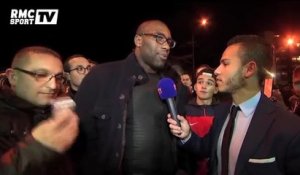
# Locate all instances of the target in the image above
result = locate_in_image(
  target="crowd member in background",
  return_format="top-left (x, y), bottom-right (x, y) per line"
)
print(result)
top-left (73, 19), bottom-right (184, 175)
top-left (180, 72), bottom-right (193, 93)
top-left (63, 54), bottom-right (92, 99)
top-left (88, 58), bottom-right (98, 67)
top-left (196, 64), bottom-right (231, 103)
top-left (0, 46), bottom-right (78, 175)
top-left (179, 67), bottom-right (218, 175)
top-left (289, 65), bottom-right (300, 116)
top-left (267, 85), bottom-right (288, 110)
top-left (168, 35), bottom-right (300, 175)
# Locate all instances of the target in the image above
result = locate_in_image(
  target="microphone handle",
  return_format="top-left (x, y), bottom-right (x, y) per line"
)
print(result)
top-left (166, 98), bottom-right (181, 127)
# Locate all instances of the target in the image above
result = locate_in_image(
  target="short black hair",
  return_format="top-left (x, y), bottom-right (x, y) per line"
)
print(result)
top-left (227, 35), bottom-right (274, 84)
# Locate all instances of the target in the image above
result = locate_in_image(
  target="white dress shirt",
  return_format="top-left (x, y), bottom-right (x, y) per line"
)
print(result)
top-left (217, 91), bottom-right (261, 175)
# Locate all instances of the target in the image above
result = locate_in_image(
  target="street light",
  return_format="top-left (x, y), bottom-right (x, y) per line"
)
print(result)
top-left (199, 18), bottom-right (208, 27)
top-left (287, 37), bottom-right (295, 46)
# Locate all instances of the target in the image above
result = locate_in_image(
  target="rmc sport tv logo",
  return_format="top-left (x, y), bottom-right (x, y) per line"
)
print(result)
top-left (10, 9), bottom-right (59, 25)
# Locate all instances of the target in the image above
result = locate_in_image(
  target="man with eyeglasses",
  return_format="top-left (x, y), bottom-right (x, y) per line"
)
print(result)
top-left (73, 19), bottom-right (182, 175)
top-left (64, 54), bottom-right (92, 99)
top-left (0, 46), bottom-right (79, 175)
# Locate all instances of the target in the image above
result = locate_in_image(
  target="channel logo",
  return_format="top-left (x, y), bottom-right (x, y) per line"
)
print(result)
top-left (10, 9), bottom-right (59, 25)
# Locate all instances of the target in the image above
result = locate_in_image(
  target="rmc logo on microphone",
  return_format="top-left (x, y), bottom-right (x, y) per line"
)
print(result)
top-left (10, 9), bottom-right (59, 25)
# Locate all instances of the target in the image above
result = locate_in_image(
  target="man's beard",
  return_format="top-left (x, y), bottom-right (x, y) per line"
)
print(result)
top-left (226, 68), bottom-right (246, 94)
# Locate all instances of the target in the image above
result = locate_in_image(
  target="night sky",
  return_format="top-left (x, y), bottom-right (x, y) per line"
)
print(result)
top-left (2, 1), bottom-right (300, 72)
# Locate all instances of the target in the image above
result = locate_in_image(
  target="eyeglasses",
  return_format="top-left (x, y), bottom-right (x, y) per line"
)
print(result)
top-left (69, 65), bottom-right (91, 74)
top-left (138, 33), bottom-right (176, 48)
top-left (13, 67), bottom-right (65, 84)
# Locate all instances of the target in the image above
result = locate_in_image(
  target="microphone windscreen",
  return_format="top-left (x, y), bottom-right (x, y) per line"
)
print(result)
top-left (157, 78), bottom-right (177, 100)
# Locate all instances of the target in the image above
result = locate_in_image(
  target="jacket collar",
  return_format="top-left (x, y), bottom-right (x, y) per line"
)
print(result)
top-left (124, 52), bottom-right (179, 83)
top-left (124, 52), bottom-right (149, 85)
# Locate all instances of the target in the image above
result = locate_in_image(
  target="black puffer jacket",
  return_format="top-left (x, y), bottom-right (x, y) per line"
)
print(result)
top-left (0, 87), bottom-right (74, 175)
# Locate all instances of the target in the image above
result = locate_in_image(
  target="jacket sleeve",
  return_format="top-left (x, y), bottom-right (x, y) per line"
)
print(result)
top-left (286, 130), bottom-right (300, 174)
top-left (74, 65), bottom-right (104, 119)
top-left (179, 131), bottom-right (211, 158)
top-left (0, 134), bottom-right (60, 174)
top-left (70, 65), bottom-right (104, 171)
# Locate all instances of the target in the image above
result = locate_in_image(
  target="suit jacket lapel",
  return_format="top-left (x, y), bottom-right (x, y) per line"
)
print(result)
top-left (235, 95), bottom-right (276, 175)
top-left (213, 103), bottom-right (231, 146)
top-left (210, 103), bottom-right (231, 174)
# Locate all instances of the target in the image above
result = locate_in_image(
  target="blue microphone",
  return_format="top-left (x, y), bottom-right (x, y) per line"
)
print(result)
top-left (157, 78), bottom-right (180, 126)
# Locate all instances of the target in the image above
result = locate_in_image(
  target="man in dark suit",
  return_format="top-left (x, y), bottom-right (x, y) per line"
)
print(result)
top-left (168, 35), bottom-right (300, 175)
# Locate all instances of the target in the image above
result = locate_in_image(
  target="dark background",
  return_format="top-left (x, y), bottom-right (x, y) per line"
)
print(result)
top-left (2, 1), bottom-right (300, 72)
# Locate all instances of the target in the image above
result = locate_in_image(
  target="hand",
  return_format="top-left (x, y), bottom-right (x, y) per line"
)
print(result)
top-left (31, 108), bottom-right (79, 153)
top-left (167, 114), bottom-right (191, 140)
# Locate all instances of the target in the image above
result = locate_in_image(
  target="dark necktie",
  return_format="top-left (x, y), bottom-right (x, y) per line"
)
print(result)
top-left (221, 105), bottom-right (240, 175)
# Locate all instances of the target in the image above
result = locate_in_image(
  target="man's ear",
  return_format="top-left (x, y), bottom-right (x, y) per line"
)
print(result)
top-left (214, 86), bottom-right (218, 94)
top-left (6, 68), bottom-right (17, 86)
top-left (134, 34), bottom-right (142, 47)
top-left (243, 61), bottom-right (257, 78)
top-left (193, 83), bottom-right (198, 92)
top-left (64, 72), bottom-right (71, 81)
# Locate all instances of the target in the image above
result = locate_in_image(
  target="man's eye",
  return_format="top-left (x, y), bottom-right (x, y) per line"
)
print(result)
top-left (77, 67), bottom-right (84, 71)
top-left (56, 74), bottom-right (64, 80)
top-left (223, 62), bottom-right (229, 66)
top-left (35, 73), bottom-right (48, 78)
top-left (156, 35), bottom-right (165, 41)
